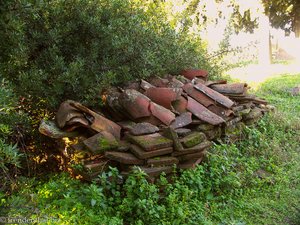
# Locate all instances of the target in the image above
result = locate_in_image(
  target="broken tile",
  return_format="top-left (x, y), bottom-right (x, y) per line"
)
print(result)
top-left (226, 116), bottom-right (243, 127)
top-left (149, 102), bottom-right (176, 126)
top-left (244, 117), bottom-right (261, 126)
top-left (119, 89), bottom-right (151, 120)
top-left (175, 75), bottom-right (190, 83)
top-left (145, 87), bottom-right (182, 110)
top-left (229, 95), bottom-right (268, 105)
top-left (175, 128), bottom-right (192, 137)
top-left (140, 79), bottom-right (155, 90)
top-left (194, 83), bottom-right (234, 108)
top-left (66, 116), bottom-right (90, 128)
top-left (203, 127), bottom-right (222, 140)
top-left (196, 123), bottom-right (215, 131)
top-left (183, 83), bottom-right (215, 107)
top-left (191, 119), bottom-right (205, 125)
top-left (117, 140), bottom-right (130, 152)
top-left (124, 81), bottom-right (141, 90)
top-left (178, 151), bottom-right (206, 162)
top-left (171, 96), bottom-right (188, 114)
top-left (39, 119), bottom-right (79, 139)
top-left (237, 108), bottom-right (251, 116)
top-left (83, 160), bottom-right (109, 173)
top-left (205, 80), bottom-right (227, 87)
top-left (180, 132), bottom-right (206, 148)
top-left (136, 115), bottom-right (162, 126)
top-left (224, 122), bottom-right (245, 142)
top-left (172, 141), bottom-right (211, 156)
top-left (162, 127), bottom-right (184, 151)
top-left (181, 69), bottom-right (208, 80)
top-left (76, 159), bottom-right (115, 181)
top-left (168, 77), bottom-right (184, 88)
top-left (266, 105), bottom-right (275, 111)
top-left (70, 101), bottom-right (121, 138)
top-left (148, 76), bottom-right (169, 87)
top-left (170, 112), bottom-right (192, 129)
top-left (147, 156), bottom-right (179, 167)
top-left (105, 88), bottom-right (126, 121)
top-left (210, 83), bottom-right (248, 95)
top-left (207, 105), bottom-right (234, 120)
top-left (83, 131), bottom-right (119, 154)
top-left (56, 100), bottom-right (84, 128)
top-left (130, 122), bottom-right (159, 135)
top-left (70, 143), bottom-right (85, 153)
top-left (192, 77), bottom-right (206, 85)
top-left (232, 105), bottom-right (245, 112)
top-left (187, 97), bottom-right (225, 125)
top-left (130, 144), bottom-right (173, 159)
top-left (243, 107), bottom-right (263, 120)
top-left (126, 133), bottom-right (173, 151)
top-left (117, 121), bottom-right (136, 131)
top-left (105, 151), bottom-right (144, 165)
top-left (178, 157), bottom-right (204, 169)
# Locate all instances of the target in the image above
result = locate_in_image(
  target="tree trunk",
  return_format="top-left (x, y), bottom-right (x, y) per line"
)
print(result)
top-left (258, 14), bottom-right (271, 65)
top-left (294, 13), bottom-right (300, 38)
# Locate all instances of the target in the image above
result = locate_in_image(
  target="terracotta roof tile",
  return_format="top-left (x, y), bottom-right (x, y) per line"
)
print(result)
top-left (181, 69), bottom-right (208, 80)
top-left (194, 83), bottom-right (234, 108)
top-left (145, 87), bottom-right (182, 110)
top-left (186, 97), bottom-right (225, 125)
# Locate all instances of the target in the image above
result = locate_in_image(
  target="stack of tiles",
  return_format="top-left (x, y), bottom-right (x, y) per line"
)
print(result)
top-left (39, 69), bottom-right (273, 181)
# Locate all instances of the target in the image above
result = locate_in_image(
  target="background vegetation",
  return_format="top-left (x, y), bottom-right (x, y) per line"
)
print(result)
top-left (1, 74), bottom-right (300, 224)
top-left (0, 0), bottom-right (220, 109)
top-left (0, 0), bottom-right (299, 224)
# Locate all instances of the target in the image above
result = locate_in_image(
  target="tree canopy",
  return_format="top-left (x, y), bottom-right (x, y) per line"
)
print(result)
top-left (164, 0), bottom-right (300, 37)
top-left (262, 0), bottom-right (300, 37)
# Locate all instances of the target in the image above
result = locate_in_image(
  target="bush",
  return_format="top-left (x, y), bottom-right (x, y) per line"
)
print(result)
top-left (0, 78), bottom-right (29, 193)
top-left (0, 79), bottom-right (29, 140)
top-left (0, 0), bottom-right (219, 110)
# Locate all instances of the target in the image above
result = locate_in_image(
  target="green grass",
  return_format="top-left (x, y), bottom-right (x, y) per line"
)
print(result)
top-left (1, 74), bottom-right (300, 224)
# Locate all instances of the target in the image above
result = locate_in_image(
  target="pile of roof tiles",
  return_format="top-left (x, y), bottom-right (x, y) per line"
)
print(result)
top-left (39, 69), bottom-right (274, 181)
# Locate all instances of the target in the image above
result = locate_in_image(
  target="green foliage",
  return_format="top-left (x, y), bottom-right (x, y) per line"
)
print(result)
top-left (257, 74), bottom-right (300, 130)
top-left (1, 74), bottom-right (300, 223)
top-left (262, 0), bottom-right (300, 36)
top-left (0, 78), bottom-right (29, 140)
top-left (0, 140), bottom-right (23, 172)
top-left (0, 139), bottom-right (24, 192)
top-left (0, 78), bottom-right (28, 193)
top-left (2, 106), bottom-right (299, 224)
top-left (0, 0), bottom-right (217, 109)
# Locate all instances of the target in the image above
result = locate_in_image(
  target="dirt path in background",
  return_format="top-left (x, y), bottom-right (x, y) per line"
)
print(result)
top-left (226, 61), bottom-right (300, 88)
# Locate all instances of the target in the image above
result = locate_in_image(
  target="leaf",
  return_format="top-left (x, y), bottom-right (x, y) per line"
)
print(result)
top-left (91, 199), bottom-right (96, 207)
top-left (206, 192), bottom-right (214, 200)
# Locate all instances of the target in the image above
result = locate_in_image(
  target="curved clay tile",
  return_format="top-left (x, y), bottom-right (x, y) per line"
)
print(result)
top-left (205, 80), bottom-right (227, 87)
top-left (119, 89), bottom-right (151, 119)
top-left (145, 87), bottom-right (182, 110)
top-left (171, 96), bottom-right (188, 114)
top-left (149, 102), bottom-right (176, 126)
top-left (194, 83), bottom-right (234, 108)
top-left (56, 100), bottom-right (83, 128)
top-left (183, 83), bottom-right (215, 107)
top-left (181, 69), bottom-right (208, 80)
top-left (210, 83), bottom-right (248, 95)
top-left (70, 101), bottom-right (121, 139)
top-left (186, 97), bottom-right (225, 125)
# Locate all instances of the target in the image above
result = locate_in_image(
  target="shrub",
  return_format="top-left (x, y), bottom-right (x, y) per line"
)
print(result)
top-left (0, 78), bottom-right (29, 140)
top-left (0, 78), bottom-right (29, 193)
top-left (0, 0), bottom-right (219, 110)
